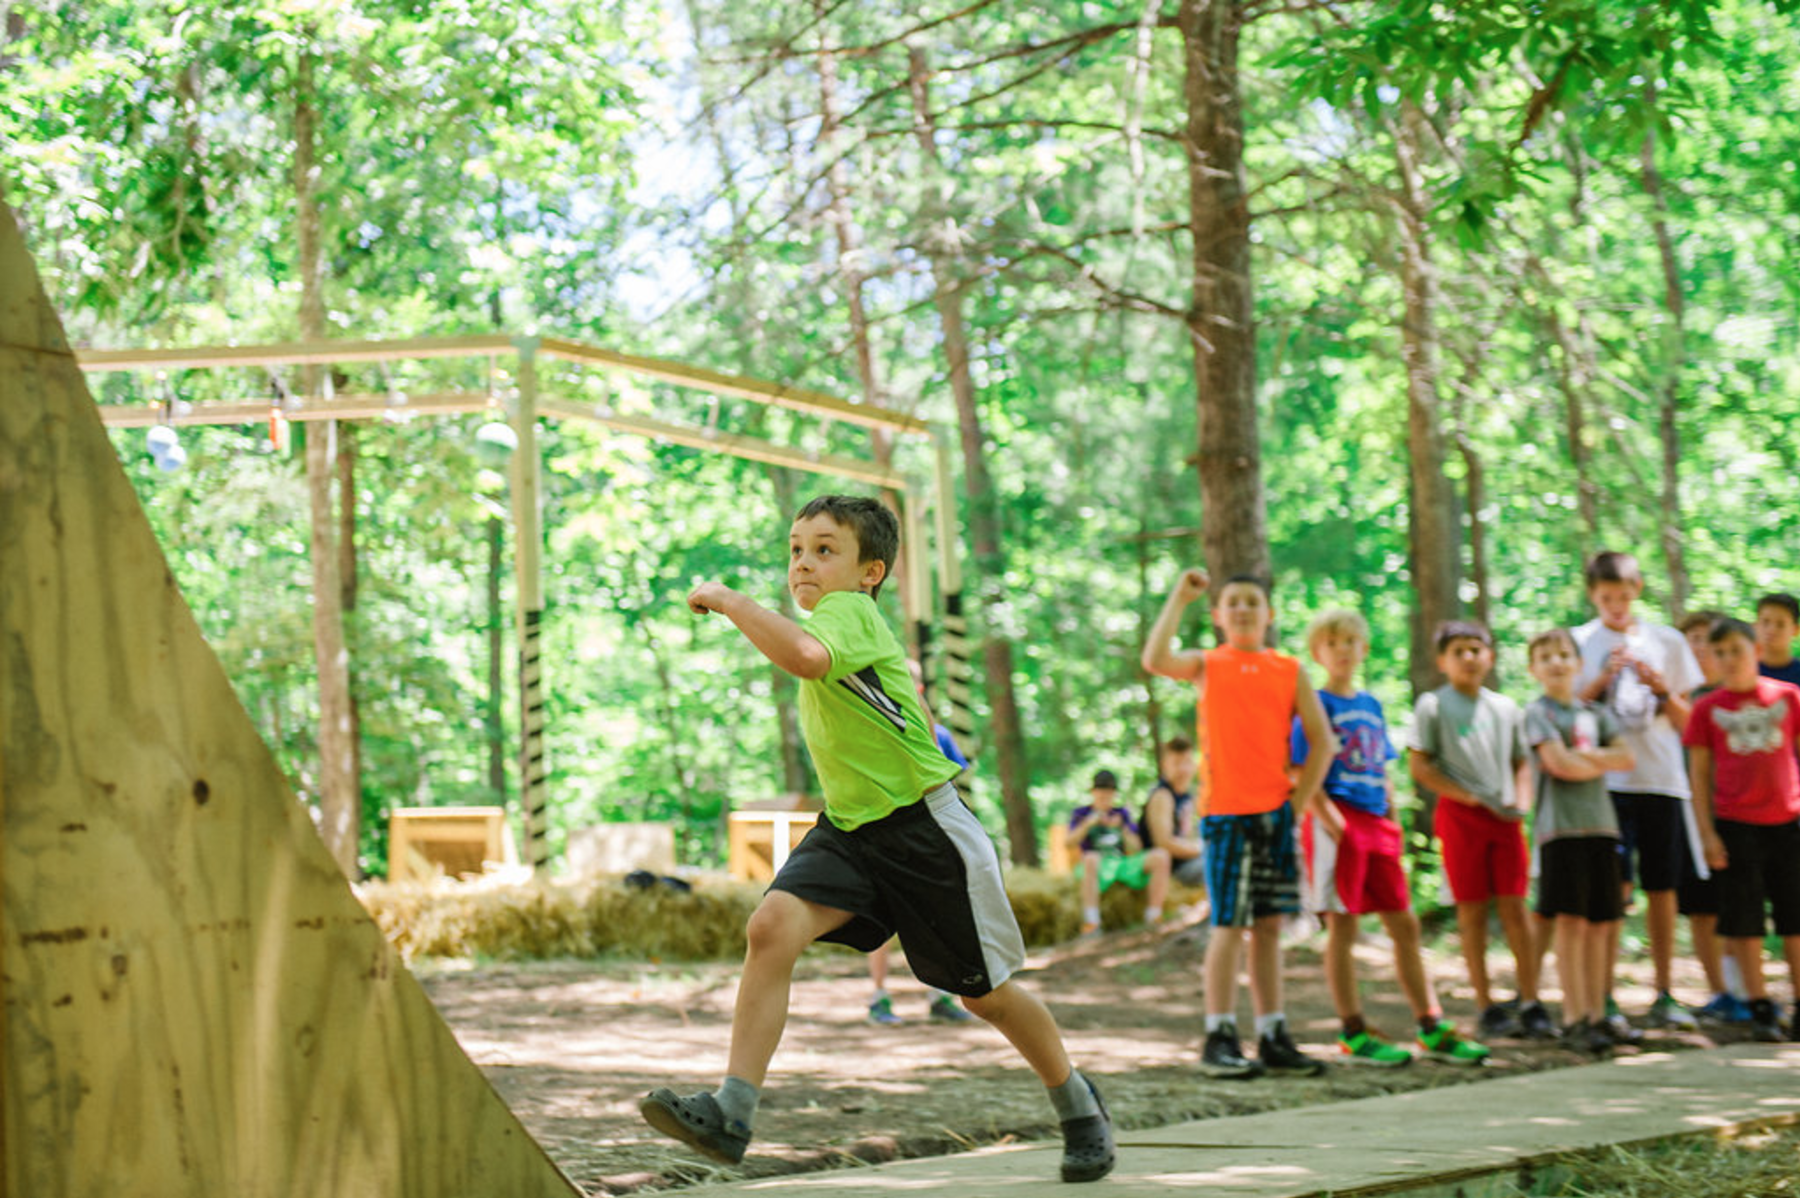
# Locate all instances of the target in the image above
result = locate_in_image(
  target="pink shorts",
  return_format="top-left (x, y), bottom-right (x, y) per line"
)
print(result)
top-left (1434, 798), bottom-right (1529, 904)
top-left (1302, 807), bottom-right (1410, 915)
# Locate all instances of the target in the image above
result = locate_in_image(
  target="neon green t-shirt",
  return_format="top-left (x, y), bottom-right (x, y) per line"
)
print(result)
top-left (799, 591), bottom-right (959, 830)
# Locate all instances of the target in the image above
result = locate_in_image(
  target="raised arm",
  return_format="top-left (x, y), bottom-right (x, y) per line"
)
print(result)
top-left (688, 581), bottom-right (832, 679)
top-left (1141, 568), bottom-right (1210, 683)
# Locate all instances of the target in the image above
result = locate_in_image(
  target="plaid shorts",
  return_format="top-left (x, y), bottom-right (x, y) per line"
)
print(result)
top-left (1201, 806), bottom-right (1300, 928)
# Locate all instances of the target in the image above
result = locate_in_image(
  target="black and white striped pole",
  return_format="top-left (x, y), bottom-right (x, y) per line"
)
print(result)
top-left (508, 335), bottom-right (551, 872)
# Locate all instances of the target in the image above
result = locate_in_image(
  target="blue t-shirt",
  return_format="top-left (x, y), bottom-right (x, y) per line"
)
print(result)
top-left (934, 724), bottom-right (970, 769)
top-left (1289, 689), bottom-right (1397, 816)
top-left (1068, 804), bottom-right (1139, 854)
top-left (1761, 659), bottom-right (1800, 688)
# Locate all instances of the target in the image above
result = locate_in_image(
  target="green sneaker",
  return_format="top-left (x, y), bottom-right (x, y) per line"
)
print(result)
top-left (1337, 1029), bottom-right (1412, 1067)
top-left (1417, 1020), bottom-right (1490, 1066)
top-left (867, 994), bottom-right (903, 1026)
top-left (1647, 991), bottom-right (1698, 1031)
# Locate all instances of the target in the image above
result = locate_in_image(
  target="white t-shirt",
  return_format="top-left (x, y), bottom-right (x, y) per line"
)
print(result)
top-left (1573, 617), bottom-right (1703, 798)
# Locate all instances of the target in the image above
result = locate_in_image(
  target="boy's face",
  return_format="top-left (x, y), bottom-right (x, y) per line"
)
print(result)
top-left (1713, 630), bottom-right (1761, 691)
top-left (1090, 786), bottom-right (1117, 810)
top-left (1756, 605), bottom-right (1797, 662)
top-left (1311, 631), bottom-right (1367, 680)
top-left (1528, 639), bottom-right (1580, 692)
top-left (1588, 579), bottom-right (1641, 632)
top-left (1213, 582), bottom-right (1272, 648)
top-left (788, 513), bottom-right (884, 611)
top-left (1685, 625), bottom-right (1721, 686)
top-left (1160, 748), bottom-right (1197, 789)
top-left (1437, 637), bottom-right (1494, 691)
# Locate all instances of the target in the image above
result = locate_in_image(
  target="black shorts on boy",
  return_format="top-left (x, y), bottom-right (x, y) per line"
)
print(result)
top-left (1713, 818), bottom-right (1800, 939)
top-left (1537, 837), bottom-right (1624, 923)
top-left (1610, 791), bottom-right (1689, 891)
top-left (771, 782), bottom-right (1026, 997)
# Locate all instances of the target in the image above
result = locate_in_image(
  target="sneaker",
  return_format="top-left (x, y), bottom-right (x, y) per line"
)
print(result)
top-left (1337, 1029), bottom-right (1413, 1067)
top-left (1601, 997), bottom-right (1643, 1045)
top-left (639, 1088), bottom-right (751, 1165)
top-left (1792, 1000), bottom-right (1800, 1043)
top-left (928, 992), bottom-right (974, 1023)
top-left (1695, 992), bottom-right (1754, 1025)
top-left (867, 994), bottom-right (903, 1026)
top-left (1059, 1073), bottom-right (1116, 1183)
top-left (1749, 998), bottom-right (1785, 1043)
top-left (1647, 991), bottom-right (1698, 1031)
top-left (1477, 1003), bottom-right (1523, 1040)
top-left (1518, 1001), bottom-right (1559, 1040)
top-left (1200, 1024), bottom-right (1265, 1079)
top-left (1258, 1023), bottom-right (1326, 1077)
top-left (1560, 1018), bottom-right (1613, 1058)
top-left (1416, 1019), bottom-right (1490, 1065)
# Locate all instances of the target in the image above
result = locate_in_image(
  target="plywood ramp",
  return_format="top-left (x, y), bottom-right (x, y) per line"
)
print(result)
top-left (0, 200), bottom-right (578, 1198)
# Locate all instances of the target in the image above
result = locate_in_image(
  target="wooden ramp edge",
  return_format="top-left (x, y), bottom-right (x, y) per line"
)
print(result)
top-left (0, 203), bottom-right (579, 1197)
top-left (671, 1044), bottom-right (1800, 1197)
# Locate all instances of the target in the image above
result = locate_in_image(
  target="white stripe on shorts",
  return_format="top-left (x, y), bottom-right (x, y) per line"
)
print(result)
top-left (924, 783), bottom-right (1026, 990)
top-left (1304, 815), bottom-right (1346, 915)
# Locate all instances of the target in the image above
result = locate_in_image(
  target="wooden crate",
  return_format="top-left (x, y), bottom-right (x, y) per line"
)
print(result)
top-left (727, 808), bottom-right (820, 882)
top-left (388, 806), bottom-right (511, 883)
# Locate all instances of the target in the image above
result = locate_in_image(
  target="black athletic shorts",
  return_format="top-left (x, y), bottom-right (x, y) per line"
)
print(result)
top-left (1610, 791), bottom-right (1690, 892)
top-left (1714, 818), bottom-right (1800, 939)
top-left (770, 782), bottom-right (1026, 997)
top-left (1537, 837), bottom-right (1624, 923)
top-left (1677, 841), bottom-right (1721, 917)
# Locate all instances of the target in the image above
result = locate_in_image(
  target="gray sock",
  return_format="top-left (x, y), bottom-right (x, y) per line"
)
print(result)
top-left (713, 1075), bottom-right (759, 1130)
top-left (1047, 1069), bottom-right (1100, 1122)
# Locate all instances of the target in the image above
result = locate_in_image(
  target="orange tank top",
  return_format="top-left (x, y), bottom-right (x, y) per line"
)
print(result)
top-left (1198, 646), bottom-right (1300, 816)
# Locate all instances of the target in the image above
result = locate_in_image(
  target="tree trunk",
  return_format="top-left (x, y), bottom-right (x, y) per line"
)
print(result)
top-left (907, 47), bottom-right (1038, 867)
top-left (1392, 103), bottom-right (1459, 697)
top-left (1177, 0), bottom-right (1270, 595)
top-left (294, 43), bottom-right (359, 876)
top-left (485, 512), bottom-right (507, 801)
top-left (1640, 86), bottom-right (1690, 618)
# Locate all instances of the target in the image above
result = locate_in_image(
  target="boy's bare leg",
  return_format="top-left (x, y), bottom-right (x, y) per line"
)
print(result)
top-left (1690, 914), bottom-right (1727, 994)
top-left (1554, 914), bottom-right (1592, 1021)
top-left (869, 940), bottom-right (890, 991)
top-left (963, 979), bottom-right (1074, 1085)
top-left (1731, 937), bottom-right (1768, 999)
top-left (1145, 849), bottom-right (1171, 919)
top-left (1496, 895), bottom-right (1538, 1001)
top-left (1783, 935), bottom-right (1800, 1002)
top-left (1246, 914), bottom-right (1283, 1017)
top-left (1645, 889), bottom-right (1677, 994)
top-left (1378, 909), bottom-right (1436, 1018)
top-left (1325, 912), bottom-right (1360, 1020)
top-left (1456, 901), bottom-right (1493, 1009)
top-left (1587, 920), bottom-right (1618, 1024)
top-left (1079, 854), bottom-right (1101, 925)
top-left (725, 891), bottom-right (854, 1086)
top-left (1204, 923), bottom-right (1247, 1016)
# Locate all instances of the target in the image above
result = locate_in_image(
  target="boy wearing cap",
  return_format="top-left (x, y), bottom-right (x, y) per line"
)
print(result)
top-left (1068, 770), bottom-right (1173, 935)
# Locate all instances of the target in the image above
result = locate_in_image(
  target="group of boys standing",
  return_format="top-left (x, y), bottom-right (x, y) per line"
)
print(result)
top-left (1111, 550), bottom-right (1800, 1076)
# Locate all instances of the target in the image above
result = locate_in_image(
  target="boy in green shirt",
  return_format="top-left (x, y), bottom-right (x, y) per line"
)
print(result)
top-left (639, 496), bottom-right (1113, 1183)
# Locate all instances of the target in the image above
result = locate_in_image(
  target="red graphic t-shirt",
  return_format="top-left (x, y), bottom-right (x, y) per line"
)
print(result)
top-left (1683, 679), bottom-right (1800, 825)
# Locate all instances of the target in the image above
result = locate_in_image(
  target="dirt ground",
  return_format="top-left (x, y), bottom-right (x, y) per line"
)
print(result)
top-left (418, 914), bottom-right (1743, 1197)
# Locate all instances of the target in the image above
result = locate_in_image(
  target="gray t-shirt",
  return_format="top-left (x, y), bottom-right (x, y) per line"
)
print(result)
top-left (1525, 695), bottom-right (1623, 846)
top-left (1410, 685), bottom-right (1529, 821)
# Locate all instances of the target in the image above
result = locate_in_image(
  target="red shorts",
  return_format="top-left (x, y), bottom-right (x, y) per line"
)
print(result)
top-left (1302, 807), bottom-right (1410, 915)
top-left (1434, 798), bottom-right (1529, 903)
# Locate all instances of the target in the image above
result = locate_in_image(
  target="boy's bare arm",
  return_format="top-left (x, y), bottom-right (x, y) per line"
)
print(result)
top-left (1536, 739), bottom-right (1602, 782)
top-left (688, 582), bottom-right (831, 679)
top-left (1141, 569), bottom-right (1209, 683)
top-left (1290, 672), bottom-right (1338, 809)
top-left (1588, 741), bottom-right (1634, 773)
top-left (1688, 745), bottom-right (1726, 870)
top-left (1408, 749), bottom-right (1481, 806)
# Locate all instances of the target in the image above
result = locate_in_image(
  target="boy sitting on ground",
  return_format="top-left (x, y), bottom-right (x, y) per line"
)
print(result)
top-left (1069, 769), bottom-right (1172, 936)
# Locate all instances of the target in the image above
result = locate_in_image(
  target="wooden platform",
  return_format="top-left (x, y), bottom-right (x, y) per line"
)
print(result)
top-left (672, 1044), bottom-right (1800, 1197)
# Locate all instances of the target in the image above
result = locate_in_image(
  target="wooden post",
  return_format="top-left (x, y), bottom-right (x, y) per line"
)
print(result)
top-left (508, 336), bottom-right (550, 873)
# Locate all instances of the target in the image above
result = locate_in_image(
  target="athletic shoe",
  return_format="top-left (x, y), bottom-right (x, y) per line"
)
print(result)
top-left (1791, 1000), bottom-right (1799, 1043)
top-left (1338, 1029), bottom-right (1412, 1067)
top-left (1601, 997), bottom-right (1643, 1045)
top-left (1694, 992), bottom-right (1753, 1025)
top-left (1200, 1025), bottom-right (1265, 1079)
top-left (1749, 998), bottom-right (1785, 1043)
top-left (1647, 991), bottom-right (1698, 1031)
top-left (1518, 1001), bottom-right (1559, 1040)
top-left (928, 993), bottom-right (974, 1023)
top-left (1477, 1003), bottom-right (1523, 1040)
top-left (1059, 1073), bottom-right (1116, 1183)
top-left (639, 1088), bottom-right (751, 1165)
top-left (1416, 1019), bottom-right (1490, 1065)
top-left (867, 994), bottom-right (903, 1026)
top-left (1258, 1023), bottom-right (1326, 1077)
top-left (1560, 1018), bottom-right (1613, 1058)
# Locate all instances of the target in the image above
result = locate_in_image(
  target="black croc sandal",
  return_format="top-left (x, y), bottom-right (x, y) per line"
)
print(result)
top-left (1059, 1074), bottom-right (1116, 1183)
top-left (639, 1088), bottom-right (751, 1165)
